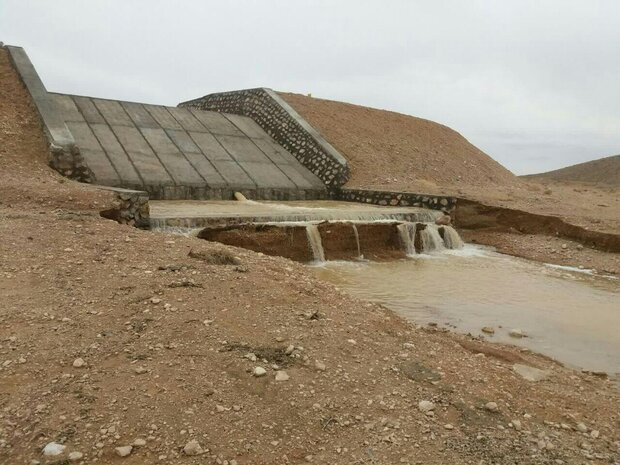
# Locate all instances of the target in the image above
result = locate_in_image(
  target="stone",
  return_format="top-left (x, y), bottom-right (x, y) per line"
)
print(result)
top-left (590, 430), bottom-right (599, 439)
top-left (134, 366), bottom-right (147, 375)
top-left (481, 326), bottom-right (495, 334)
top-left (576, 422), bottom-right (588, 433)
top-left (485, 402), bottom-right (498, 412)
top-left (314, 360), bottom-right (326, 371)
top-left (513, 364), bottom-right (550, 382)
top-left (253, 366), bottom-right (267, 377)
top-left (418, 400), bottom-right (435, 412)
top-left (43, 442), bottom-right (66, 456)
top-left (133, 438), bottom-right (147, 446)
top-left (285, 344), bottom-right (295, 355)
top-left (72, 358), bottom-right (86, 368)
top-left (512, 419), bottom-right (522, 431)
top-left (115, 446), bottom-right (133, 457)
top-left (68, 451), bottom-right (84, 461)
top-left (275, 370), bottom-right (289, 381)
top-left (244, 353), bottom-right (258, 362)
top-left (444, 424), bottom-right (454, 430)
top-left (509, 329), bottom-right (524, 338)
top-left (150, 297), bottom-right (161, 304)
top-left (183, 439), bottom-right (204, 455)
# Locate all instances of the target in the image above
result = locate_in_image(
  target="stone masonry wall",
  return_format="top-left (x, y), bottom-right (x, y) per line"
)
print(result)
top-left (98, 186), bottom-right (150, 229)
top-left (180, 88), bottom-right (350, 188)
top-left (336, 188), bottom-right (457, 212)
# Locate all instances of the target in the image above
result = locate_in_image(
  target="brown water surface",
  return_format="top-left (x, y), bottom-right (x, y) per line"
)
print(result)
top-left (312, 247), bottom-right (620, 374)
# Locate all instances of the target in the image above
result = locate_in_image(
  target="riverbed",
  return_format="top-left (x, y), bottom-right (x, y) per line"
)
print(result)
top-left (312, 246), bottom-right (620, 375)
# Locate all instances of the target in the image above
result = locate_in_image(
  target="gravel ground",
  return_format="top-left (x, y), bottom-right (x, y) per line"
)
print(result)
top-left (1, 49), bottom-right (619, 464)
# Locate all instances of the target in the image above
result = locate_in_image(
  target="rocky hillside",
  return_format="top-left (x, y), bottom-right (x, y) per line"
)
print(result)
top-left (524, 154), bottom-right (620, 188)
top-left (279, 92), bottom-right (517, 193)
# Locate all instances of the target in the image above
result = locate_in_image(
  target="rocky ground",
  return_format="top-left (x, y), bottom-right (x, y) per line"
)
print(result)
top-left (1, 49), bottom-right (620, 464)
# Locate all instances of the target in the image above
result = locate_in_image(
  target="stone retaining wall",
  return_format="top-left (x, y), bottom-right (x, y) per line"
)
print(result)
top-left (335, 188), bottom-right (457, 212)
top-left (180, 88), bottom-right (350, 188)
top-left (97, 186), bottom-right (150, 229)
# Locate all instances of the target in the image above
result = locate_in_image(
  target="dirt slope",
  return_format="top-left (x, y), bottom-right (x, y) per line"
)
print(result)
top-left (279, 92), bottom-right (517, 192)
top-left (2, 48), bottom-right (620, 464)
top-left (524, 154), bottom-right (620, 187)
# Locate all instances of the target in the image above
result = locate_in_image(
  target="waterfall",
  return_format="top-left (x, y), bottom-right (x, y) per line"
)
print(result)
top-left (351, 224), bottom-right (362, 259)
top-left (397, 222), bottom-right (416, 256)
top-left (305, 224), bottom-right (325, 262)
top-left (441, 225), bottom-right (464, 249)
top-left (419, 224), bottom-right (445, 252)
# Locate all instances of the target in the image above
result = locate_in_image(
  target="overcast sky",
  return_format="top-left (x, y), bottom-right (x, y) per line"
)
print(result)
top-left (2, 0), bottom-right (618, 174)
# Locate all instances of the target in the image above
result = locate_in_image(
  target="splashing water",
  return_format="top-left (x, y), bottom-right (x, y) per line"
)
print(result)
top-left (419, 224), bottom-right (445, 252)
top-left (305, 224), bottom-right (325, 262)
top-left (441, 225), bottom-right (464, 249)
top-left (397, 222), bottom-right (417, 255)
top-left (351, 224), bottom-right (363, 259)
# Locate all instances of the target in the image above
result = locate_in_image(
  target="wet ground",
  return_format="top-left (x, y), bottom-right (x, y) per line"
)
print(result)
top-left (312, 246), bottom-right (620, 375)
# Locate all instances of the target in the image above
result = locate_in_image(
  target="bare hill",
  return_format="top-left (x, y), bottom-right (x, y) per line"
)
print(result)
top-left (280, 92), bottom-right (517, 193)
top-left (524, 154), bottom-right (620, 187)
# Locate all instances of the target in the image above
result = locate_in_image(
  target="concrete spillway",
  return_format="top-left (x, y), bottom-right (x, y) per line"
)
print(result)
top-left (50, 93), bottom-right (326, 200)
top-left (149, 199), bottom-right (462, 262)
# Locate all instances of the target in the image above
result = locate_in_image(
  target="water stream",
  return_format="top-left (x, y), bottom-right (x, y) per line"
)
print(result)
top-left (312, 246), bottom-right (620, 375)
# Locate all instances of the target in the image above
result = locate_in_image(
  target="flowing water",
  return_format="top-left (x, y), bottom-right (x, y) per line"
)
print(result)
top-left (419, 225), bottom-right (445, 252)
top-left (312, 246), bottom-right (620, 375)
top-left (305, 224), bottom-right (326, 262)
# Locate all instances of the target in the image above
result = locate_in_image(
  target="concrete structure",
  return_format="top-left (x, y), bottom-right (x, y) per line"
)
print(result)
top-left (5, 44), bottom-right (458, 213)
top-left (49, 93), bottom-right (326, 200)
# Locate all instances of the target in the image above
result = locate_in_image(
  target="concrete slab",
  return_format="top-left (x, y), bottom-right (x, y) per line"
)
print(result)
top-left (224, 113), bottom-right (267, 139)
top-left (183, 152), bottom-right (228, 188)
top-left (121, 102), bottom-right (159, 128)
top-left (238, 161), bottom-right (297, 189)
top-left (90, 123), bottom-right (143, 187)
top-left (166, 129), bottom-right (201, 153)
top-left (51, 94), bottom-right (84, 122)
top-left (216, 135), bottom-right (272, 164)
top-left (73, 96), bottom-right (106, 124)
top-left (166, 107), bottom-right (205, 132)
top-left (188, 109), bottom-right (243, 136)
top-left (126, 151), bottom-right (174, 185)
top-left (113, 125), bottom-right (156, 156)
top-left (93, 99), bottom-right (133, 126)
top-left (210, 160), bottom-right (256, 189)
top-left (140, 128), bottom-right (204, 185)
top-left (80, 149), bottom-right (120, 185)
top-left (145, 106), bottom-right (183, 130)
top-left (189, 132), bottom-right (234, 161)
top-left (66, 121), bottom-right (104, 152)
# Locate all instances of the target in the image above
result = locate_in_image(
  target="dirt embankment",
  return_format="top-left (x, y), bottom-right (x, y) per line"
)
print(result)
top-left (524, 154), bottom-right (620, 188)
top-left (281, 92), bottom-right (620, 271)
top-left (2, 48), bottom-right (619, 464)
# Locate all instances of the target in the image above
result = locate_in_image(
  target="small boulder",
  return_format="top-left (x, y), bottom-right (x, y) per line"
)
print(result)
top-left (68, 451), bottom-right (84, 461)
top-left (72, 358), bottom-right (86, 368)
top-left (509, 329), bottom-right (524, 338)
top-left (183, 439), bottom-right (204, 456)
top-left (275, 370), bottom-right (289, 382)
top-left (253, 367), bottom-right (267, 377)
top-left (485, 402), bottom-right (498, 412)
top-left (115, 445), bottom-right (133, 457)
top-left (43, 442), bottom-right (66, 456)
top-left (418, 400), bottom-right (435, 412)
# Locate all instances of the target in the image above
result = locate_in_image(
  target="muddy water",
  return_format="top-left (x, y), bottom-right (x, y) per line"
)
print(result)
top-left (312, 247), bottom-right (620, 374)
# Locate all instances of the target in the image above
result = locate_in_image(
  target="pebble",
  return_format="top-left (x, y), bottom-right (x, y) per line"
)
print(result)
top-left (275, 370), bottom-right (290, 381)
top-left (314, 360), bottom-right (327, 371)
top-left (590, 430), bottom-right (599, 439)
top-left (443, 424), bottom-right (454, 430)
top-left (115, 445), bottom-right (133, 457)
top-left (576, 422), bottom-right (588, 433)
top-left (183, 439), bottom-right (204, 455)
top-left (509, 329), bottom-right (524, 338)
top-left (245, 353), bottom-right (258, 362)
top-left (72, 358), bottom-right (86, 368)
top-left (285, 344), bottom-right (295, 355)
top-left (253, 367), bottom-right (267, 377)
top-left (43, 442), bottom-right (66, 456)
top-left (133, 438), bottom-right (147, 447)
top-left (150, 297), bottom-right (161, 304)
top-left (512, 419), bottom-right (522, 431)
top-left (134, 366), bottom-right (147, 375)
top-left (485, 402), bottom-right (498, 412)
top-left (481, 326), bottom-right (495, 334)
top-left (418, 400), bottom-right (435, 412)
top-left (68, 451), bottom-right (83, 461)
